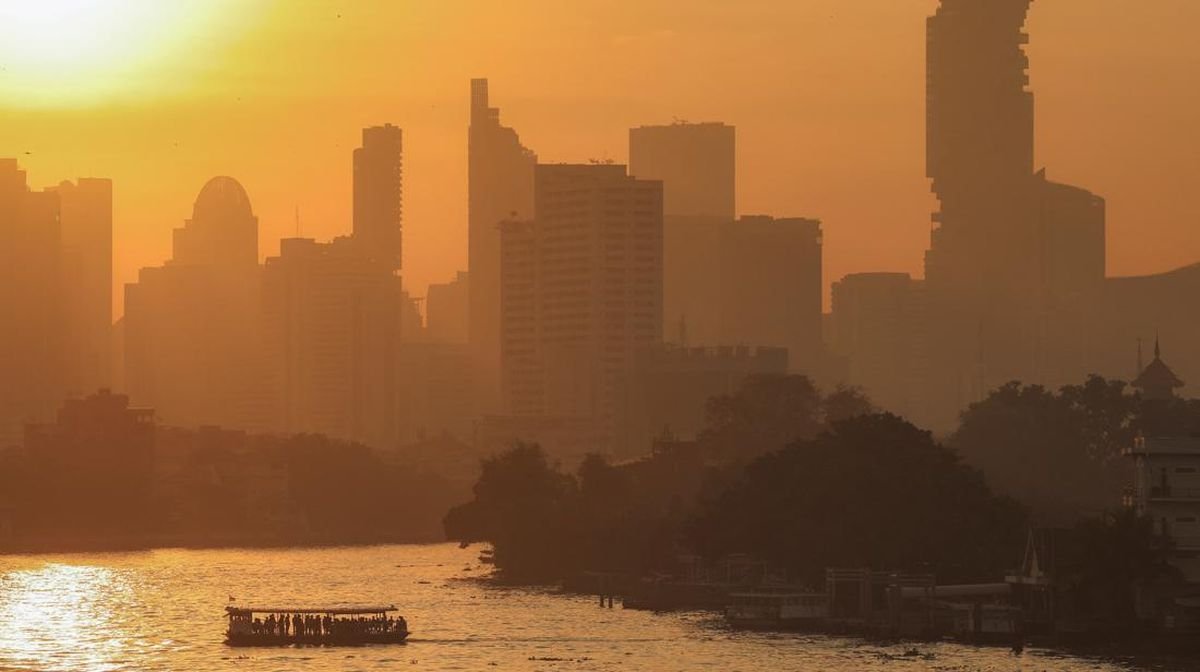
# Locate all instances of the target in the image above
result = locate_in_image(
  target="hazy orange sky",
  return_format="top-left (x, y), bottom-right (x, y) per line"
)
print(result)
top-left (3, 0), bottom-right (1199, 317)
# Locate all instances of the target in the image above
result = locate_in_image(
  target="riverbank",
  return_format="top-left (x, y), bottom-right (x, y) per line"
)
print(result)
top-left (0, 531), bottom-right (448, 556)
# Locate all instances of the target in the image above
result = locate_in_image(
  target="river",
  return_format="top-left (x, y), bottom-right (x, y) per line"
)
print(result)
top-left (0, 543), bottom-right (1185, 671)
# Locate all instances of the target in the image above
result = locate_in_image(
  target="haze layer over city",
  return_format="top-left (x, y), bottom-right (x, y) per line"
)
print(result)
top-left (4, 1), bottom-right (1200, 669)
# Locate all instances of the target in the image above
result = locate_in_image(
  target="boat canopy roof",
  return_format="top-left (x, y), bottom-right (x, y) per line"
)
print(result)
top-left (226, 605), bottom-right (397, 615)
top-left (728, 592), bottom-right (826, 599)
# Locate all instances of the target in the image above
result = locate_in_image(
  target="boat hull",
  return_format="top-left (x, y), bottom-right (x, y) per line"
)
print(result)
top-left (225, 631), bottom-right (409, 647)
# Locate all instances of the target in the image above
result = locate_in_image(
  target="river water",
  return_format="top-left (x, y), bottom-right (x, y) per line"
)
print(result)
top-left (0, 543), bottom-right (1185, 671)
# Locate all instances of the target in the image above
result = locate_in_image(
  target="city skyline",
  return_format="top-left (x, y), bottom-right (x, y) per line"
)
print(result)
top-left (6, 3), bottom-right (1200, 667)
top-left (4, 1), bottom-right (1200, 317)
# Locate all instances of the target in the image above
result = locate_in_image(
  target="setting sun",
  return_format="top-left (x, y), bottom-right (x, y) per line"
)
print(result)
top-left (0, 0), bottom-right (244, 105)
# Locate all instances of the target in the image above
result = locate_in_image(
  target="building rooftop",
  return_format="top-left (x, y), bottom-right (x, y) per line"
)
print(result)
top-left (1125, 436), bottom-right (1200, 456)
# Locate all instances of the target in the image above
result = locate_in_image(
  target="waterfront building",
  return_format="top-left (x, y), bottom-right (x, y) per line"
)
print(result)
top-left (23, 390), bottom-right (155, 531)
top-left (1125, 435), bottom-right (1200, 582)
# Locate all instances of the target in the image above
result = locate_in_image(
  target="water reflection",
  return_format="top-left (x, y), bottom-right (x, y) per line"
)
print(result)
top-left (0, 563), bottom-right (133, 671)
top-left (0, 544), bottom-right (1169, 671)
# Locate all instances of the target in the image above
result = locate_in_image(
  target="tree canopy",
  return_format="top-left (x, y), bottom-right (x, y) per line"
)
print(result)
top-left (688, 413), bottom-right (1026, 583)
top-left (950, 375), bottom-right (1200, 522)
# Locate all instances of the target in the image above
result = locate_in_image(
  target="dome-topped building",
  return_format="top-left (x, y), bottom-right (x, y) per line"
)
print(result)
top-left (193, 176), bottom-right (253, 221)
top-left (172, 176), bottom-right (258, 267)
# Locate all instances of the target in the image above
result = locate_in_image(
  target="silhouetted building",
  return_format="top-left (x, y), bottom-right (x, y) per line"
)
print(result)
top-left (426, 271), bottom-right (469, 344)
top-left (1061, 266), bottom-right (1200, 399)
top-left (721, 216), bottom-right (822, 370)
top-left (0, 160), bottom-right (64, 447)
top-left (1132, 338), bottom-right (1185, 402)
top-left (499, 164), bottom-right (663, 455)
top-left (468, 79), bottom-right (537, 412)
top-left (51, 178), bottom-right (114, 396)
top-left (1035, 173), bottom-right (1106, 301)
top-left (921, 0), bottom-right (1042, 424)
top-left (629, 122), bottom-right (739, 357)
top-left (629, 122), bottom-right (735, 219)
top-left (23, 389), bottom-right (155, 531)
top-left (875, 0), bottom-right (1114, 429)
top-left (663, 216), bottom-right (824, 374)
top-left (171, 175), bottom-right (258, 268)
top-left (124, 177), bottom-right (270, 432)
top-left (25, 389), bottom-right (153, 470)
top-left (262, 236), bottom-right (401, 448)
top-left (352, 124), bottom-right (403, 270)
top-left (831, 273), bottom-right (930, 418)
top-left (925, 0), bottom-right (1037, 293)
top-left (629, 344), bottom-right (788, 445)
top-left (399, 288), bottom-right (425, 343)
top-left (1126, 436), bottom-right (1200, 582)
top-left (396, 342), bottom-right (474, 443)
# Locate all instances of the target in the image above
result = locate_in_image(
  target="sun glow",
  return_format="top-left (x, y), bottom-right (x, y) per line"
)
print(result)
top-left (0, 0), bottom-right (242, 106)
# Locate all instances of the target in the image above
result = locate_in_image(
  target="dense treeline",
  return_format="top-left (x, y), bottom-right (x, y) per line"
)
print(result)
top-left (690, 414), bottom-right (1025, 583)
top-left (445, 375), bottom-right (1026, 583)
top-left (951, 375), bottom-right (1200, 522)
top-left (1, 429), bottom-right (467, 551)
top-left (446, 373), bottom-right (1199, 587)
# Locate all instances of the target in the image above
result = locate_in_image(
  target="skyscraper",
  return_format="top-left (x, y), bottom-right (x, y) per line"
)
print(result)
top-left (262, 236), bottom-right (401, 448)
top-left (426, 271), bottom-right (469, 344)
top-left (629, 122), bottom-right (737, 351)
top-left (499, 164), bottom-right (663, 455)
top-left (124, 177), bottom-right (269, 432)
top-left (52, 177), bottom-right (113, 395)
top-left (0, 160), bottom-right (64, 446)
top-left (171, 176), bottom-right (259, 268)
top-left (468, 78), bottom-right (536, 411)
top-left (913, 0), bottom-right (1108, 428)
top-left (925, 0), bottom-right (1036, 296)
top-left (629, 122), bottom-right (735, 220)
top-left (352, 124), bottom-right (403, 270)
top-left (711, 216), bottom-right (823, 371)
top-left (831, 273), bottom-right (926, 420)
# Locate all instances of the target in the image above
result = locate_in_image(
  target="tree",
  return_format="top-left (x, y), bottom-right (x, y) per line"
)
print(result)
top-left (1068, 509), bottom-right (1177, 624)
top-left (698, 375), bottom-right (829, 462)
top-left (822, 385), bottom-right (877, 425)
top-left (688, 413), bottom-right (1026, 583)
top-left (443, 443), bottom-right (579, 580)
top-left (950, 375), bottom-right (1200, 523)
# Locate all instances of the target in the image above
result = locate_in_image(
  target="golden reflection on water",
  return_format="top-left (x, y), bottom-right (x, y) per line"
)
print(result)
top-left (0, 563), bottom-right (132, 671)
top-left (0, 544), bottom-right (1158, 672)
